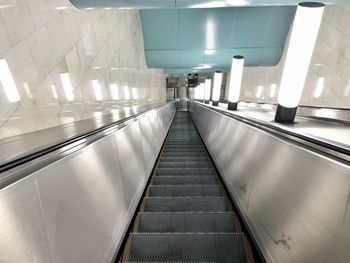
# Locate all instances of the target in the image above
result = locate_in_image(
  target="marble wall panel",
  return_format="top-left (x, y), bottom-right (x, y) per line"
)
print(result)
top-left (0, 0), bottom-right (166, 139)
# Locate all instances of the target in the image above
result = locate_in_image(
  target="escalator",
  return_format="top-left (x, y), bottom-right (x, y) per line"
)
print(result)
top-left (119, 111), bottom-right (256, 262)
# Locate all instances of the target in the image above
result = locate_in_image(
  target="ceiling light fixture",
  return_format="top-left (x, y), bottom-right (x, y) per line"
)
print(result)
top-left (206, 19), bottom-right (215, 50)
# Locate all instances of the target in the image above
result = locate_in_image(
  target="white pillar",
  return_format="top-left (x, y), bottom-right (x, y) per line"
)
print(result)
top-left (275, 2), bottom-right (324, 123)
top-left (227, 55), bottom-right (244, 110)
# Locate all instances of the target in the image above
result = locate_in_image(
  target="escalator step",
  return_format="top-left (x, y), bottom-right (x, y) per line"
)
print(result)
top-left (162, 149), bottom-right (207, 152)
top-left (159, 157), bottom-right (209, 162)
top-left (161, 152), bottom-right (209, 157)
top-left (163, 147), bottom-right (205, 151)
top-left (155, 168), bottom-right (217, 176)
top-left (165, 142), bottom-right (203, 146)
top-left (148, 185), bottom-right (225, 197)
top-left (136, 212), bottom-right (239, 232)
top-left (126, 233), bottom-right (247, 263)
top-left (152, 176), bottom-right (219, 185)
top-left (158, 162), bottom-right (212, 168)
top-left (143, 197), bottom-right (232, 212)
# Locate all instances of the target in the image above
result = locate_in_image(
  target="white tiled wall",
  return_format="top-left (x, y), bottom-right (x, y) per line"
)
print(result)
top-left (239, 4), bottom-right (350, 109)
top-left (0, 0), bottom-right (166, 139)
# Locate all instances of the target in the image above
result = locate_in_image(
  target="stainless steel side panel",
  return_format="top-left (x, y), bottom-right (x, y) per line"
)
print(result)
top-left (0, 181), bottom-right (51, 263)
top-left (190, 102), bottom-right (350, 263)
top-left (36, 135), bottom-right (127, 263)
top-left (0, 102), bottom-right (175, 263)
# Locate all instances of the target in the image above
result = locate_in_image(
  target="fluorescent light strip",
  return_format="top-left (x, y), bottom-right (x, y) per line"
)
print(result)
top-left (60, 73), bottom-right (74, 101)
top-left (206, 19), bottom-right (215, 50)
top-left (278, 3), bottom-right (324, 108)
top-left (314, 77), bottom-right (325, 98)
top-left (256, 86), bottom-right (263, 98)
top-left (110, 83), bottom-right (119, 100)
top-left (92, 79), bottom-right (103, 101)
top-left (132, 88), bottom-right (137, 99)
top-left (23, 82), bottom-right (32, 98)
top-left (270, 83), bottom-right (277, 98)
top-left (51, 85), bottom-right (58, 99)
top-left (0, 59), bottom-right (20, 103)
top-left (123, 85), bottom-right (130, 100)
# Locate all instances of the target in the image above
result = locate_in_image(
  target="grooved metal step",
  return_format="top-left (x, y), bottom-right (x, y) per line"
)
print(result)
top-left (135, 212), bottom-right (239, 233)
top-left (148, 185), bottom-right (225, 197)
top-left (125, 233), bottom-right (247, 263)
top-left (161, 152), bottom-right (209, 157)
top-left (155, 168), bottom-right (217, 176)
top-left (163, 148), bottom-right (207, 153)
top-left (152, 176), bottom-right (219, 185)
top-left (158, 162), bottom-right (212, 168)
top-left (159, 157), bottom-right (209, 162)
top-left (142, 197), bottom-right (232, 212)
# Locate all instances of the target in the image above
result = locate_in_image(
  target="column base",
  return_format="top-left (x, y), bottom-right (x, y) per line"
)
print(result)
top-left (274, 104), bottom-right (297, 124)
top-left (228, 102), bottom-right (238, 111)
top-left (212, 101), bottom-right (219, 106)
top-left (205, 100), bottom-right (209, 104)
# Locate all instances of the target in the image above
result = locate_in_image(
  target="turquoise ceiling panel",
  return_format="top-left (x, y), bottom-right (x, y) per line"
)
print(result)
top-left (178, 9), bottom-right (207, 49)
top-left (140, 6), bottom-right (296, 74)
top-left (140, 10), bottom-right (179, 49)
top-left (145, 50), bottom-right (179, 68)
top-left (232, 7), bottom-right (274, 47)
top-left (179, 50), bottom-right (204, 68)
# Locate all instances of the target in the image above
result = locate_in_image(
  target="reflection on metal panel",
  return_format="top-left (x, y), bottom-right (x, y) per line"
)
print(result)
top-left (0, 102), bottom-right (176, 263)
top-left (139, 113), bottom-right (157, 174)
top-left (36, 135), bottom-right (126, 263)
top-left (0, 182), bottom-right (51, 263)
top-left (190, 102), bottom-right (350, 263)
top-left (115, 121), bottom-right (146, 209)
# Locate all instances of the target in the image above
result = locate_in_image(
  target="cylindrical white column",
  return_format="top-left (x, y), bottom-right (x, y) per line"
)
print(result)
top-left (227, 55), bottom-right (244, 110)
top-left (200, 83), bottom-right (205, 101)
top-left (204, 78), bottom-right (212, 104)
top-left (275, 2), bottom-right (324, 123)
top-left (212, 71), bottom-right (222, 106)
top-left (194, 85), bottom-right (199, 100)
